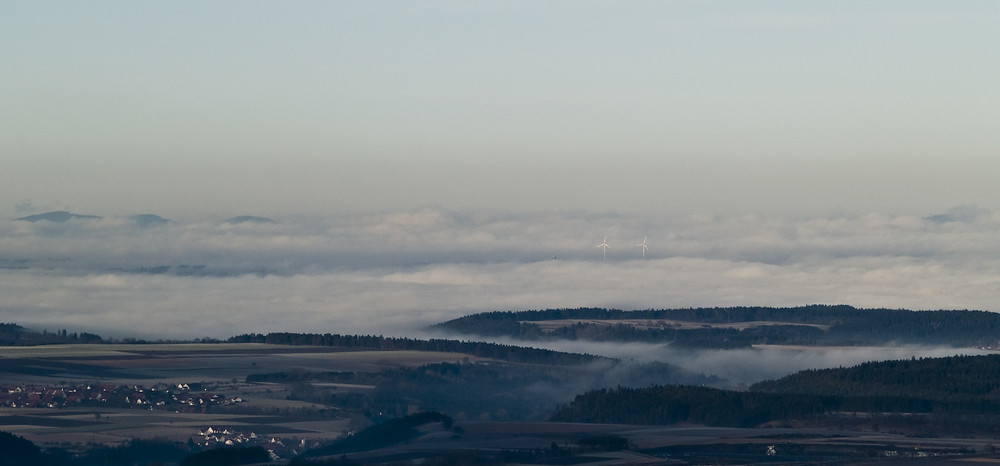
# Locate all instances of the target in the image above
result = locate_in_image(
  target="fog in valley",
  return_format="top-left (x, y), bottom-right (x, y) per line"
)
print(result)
top-left (6, 6), bottom-right (1000, 462)
top-left (3, 207), bottom-right (998, 371)
top-left (5, 2), bottom-right (1000, 383)
top-left (467, 337), bottom-right (993, 386)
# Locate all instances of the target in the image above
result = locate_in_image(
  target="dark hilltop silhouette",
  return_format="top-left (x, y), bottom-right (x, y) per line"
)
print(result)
top-left (15, 211), bottom-right (171, 227)
top-left (129, 214), bottom-right (170, 227)
top-left (226, 215), bottom-right (275, 224)
top-left (16, 211), bottom-right (102, 222)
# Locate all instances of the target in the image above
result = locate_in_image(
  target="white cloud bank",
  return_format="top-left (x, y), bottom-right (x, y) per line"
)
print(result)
top-left (468, 338), bottom-right (991, 386)
top-left (1, 207), bottom-right (999, 342)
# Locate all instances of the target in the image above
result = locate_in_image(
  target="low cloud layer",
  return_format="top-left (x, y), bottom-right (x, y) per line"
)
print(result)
top-left (468, 338), bottom-right (990, 386)
top-left (2, 207), bottom-right (999, 343)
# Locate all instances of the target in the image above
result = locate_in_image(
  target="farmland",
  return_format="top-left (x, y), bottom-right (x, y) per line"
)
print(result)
top-left (0, 343), bottom-right (485, 385)
top-left (0, 342), bottom-right (486, 456)
top-left (5, 310), bottom-right (1000, 464)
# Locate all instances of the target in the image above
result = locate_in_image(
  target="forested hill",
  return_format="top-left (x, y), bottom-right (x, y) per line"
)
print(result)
top-left (0, 323), bottom-right (103, 346)
top-left (226, 332), bottom-right (603, 365)
top-left (431, 306), bottom-right (1000, 348)
top-left (750, 353), bottom-right (1000, 401)
top-left (550, 354), bottom-right (1000, 433)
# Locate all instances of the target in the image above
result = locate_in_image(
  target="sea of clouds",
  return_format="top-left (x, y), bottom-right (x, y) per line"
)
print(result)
top-left (2, 206), bottom-right (999, 348)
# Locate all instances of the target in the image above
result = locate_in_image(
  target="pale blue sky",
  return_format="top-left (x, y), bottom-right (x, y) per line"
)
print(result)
top-left (4, 1), bottom-right (999, 219)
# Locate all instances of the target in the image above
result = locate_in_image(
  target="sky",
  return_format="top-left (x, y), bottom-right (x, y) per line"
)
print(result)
top-left (3, 2), bottom-right (1000, 375)
top-left (3, 1), bottom-right (1000, 219)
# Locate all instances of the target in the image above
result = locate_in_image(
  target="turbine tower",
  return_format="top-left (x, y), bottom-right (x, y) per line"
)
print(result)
top-left (597, 235), bottom-right (611, 261)
top-left (636, 236), bottom-right (648, 259)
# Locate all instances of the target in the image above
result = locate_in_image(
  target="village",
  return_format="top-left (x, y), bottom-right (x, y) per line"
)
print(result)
top-left (0, 382), bottom-right (242, 411)
top-left (195, 426), bottom-right (327, 461)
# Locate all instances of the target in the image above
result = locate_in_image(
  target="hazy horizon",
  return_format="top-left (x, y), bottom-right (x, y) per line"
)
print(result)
top-left (1, 206), bottom-right (998, 342)
top-left (4, 3), bottom-right (1000, 343)
top-left (5, 205), bottom-right (998, 386)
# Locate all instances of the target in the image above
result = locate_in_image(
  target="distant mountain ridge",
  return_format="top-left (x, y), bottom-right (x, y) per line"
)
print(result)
top-left (130, 214), bottom-right (169, 227)
top-left (431, 306), bottom-right (1000, 349)
top-left (16, 211), bottom-right (101, 222)
top-left (15, 211), bottom-right (173, 226)
top-left (226, 215), bottom-right (275, 224)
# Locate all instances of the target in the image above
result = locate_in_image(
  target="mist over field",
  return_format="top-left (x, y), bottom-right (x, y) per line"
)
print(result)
top-left (2, 207), bottom-right (999, 346)
top-left (470, 338), bottom-right (992, 386)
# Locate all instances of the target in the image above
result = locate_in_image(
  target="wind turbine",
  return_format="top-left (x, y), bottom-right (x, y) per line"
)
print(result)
top-left (636, 236), bottom-right (648, 259)
top-left (597, 235), bottom-right (611, 261)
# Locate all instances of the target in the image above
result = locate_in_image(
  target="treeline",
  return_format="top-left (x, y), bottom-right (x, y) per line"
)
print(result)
top-left (248, 359), bottom-right (715, 421)
top-left (298, 411), bottom-right (452, 459)
top-left (2, 434), bottom-right (271, 466)
top-left (0, 323), bottom-right (103, 346)
top-left (227, 332), bottom-right (603, 365)
top-left (250, 362), bottom-right (575, 420)
top-left (290, 411), bottom-right (628, 466)
top-left (0, 435), bottom-right (192, 466)
top-left (750, 354), bottom-right (1000, 402)
top-left (550, 354), bottom-right (1000, 433)
top-left (0, 431), bottom-right (43, 466)
top-left (441, 305), bottom-right (864, 326)
top-left (432, 306), bottom-right (1000, 348)
top-left (181, 447), bottom-right (269, 466)
top-left (551, 385), bottom-right (1000, 430)
top-left (550, 385), bottom-right (836, 427)
top-left (539, 322), bottom-right (822, 349)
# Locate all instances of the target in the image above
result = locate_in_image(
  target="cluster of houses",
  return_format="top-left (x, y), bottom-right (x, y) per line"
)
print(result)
top-left (0, 382), bottom-right (242, 411)
top-left (196, 426), bottom-right (321, 461)
top-left (197, 426), bottom-right (261, 447)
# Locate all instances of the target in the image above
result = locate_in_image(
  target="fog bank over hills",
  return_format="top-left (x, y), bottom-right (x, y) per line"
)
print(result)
top-left (468, 337), bottom-right (991, 386)
top-left (1, 206), bottom-right (999, 340)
